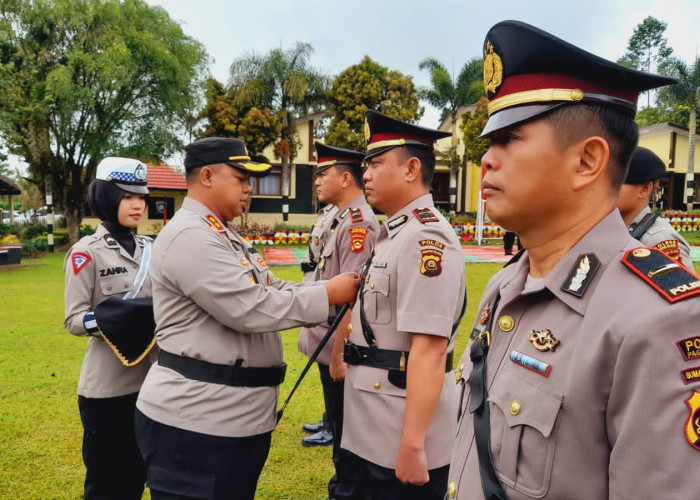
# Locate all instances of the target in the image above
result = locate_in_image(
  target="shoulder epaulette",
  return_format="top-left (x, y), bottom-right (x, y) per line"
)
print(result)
top-left (350, 207), bottom-right (364, 223)
top-left (622, 247), bottom-right (700, 303)
top-left (413, 207), bottom-right (439, 224)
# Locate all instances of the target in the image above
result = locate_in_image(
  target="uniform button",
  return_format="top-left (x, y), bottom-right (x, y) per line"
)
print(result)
top-left (370, 282), bottom-right (375, 290)
top-left (313, 238), bottom-right (319, 246)
top-left (331, 229), bottom-right (335, 234)
top-left (498, 315), bottom-right (515, 332)
top-left (448, 480), bottom-right (457, 498)
top-left (124, 284), bottom-right (129, 289)
top-left (347, 323), bottom-right (353, 332)
top-left (106, 286), bottom-right (112, 291)
top-left (374, 382), bottom-right (381, 389)
top-left (510, 400), bottom-right (521, 415)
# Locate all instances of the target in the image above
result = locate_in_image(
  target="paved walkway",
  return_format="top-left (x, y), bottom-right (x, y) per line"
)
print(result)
top-left (263, 245), bottom-right (700, 266)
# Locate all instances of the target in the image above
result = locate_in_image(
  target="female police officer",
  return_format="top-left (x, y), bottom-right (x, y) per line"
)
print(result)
top-left (63, 157), bottom-right (154, 500)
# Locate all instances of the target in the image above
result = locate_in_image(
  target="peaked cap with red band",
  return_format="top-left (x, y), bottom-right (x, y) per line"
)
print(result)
top-left (314, 142), bottom-right (365, 174)
top-left (480, 20), bottom-right (678, 137)
top-left (364, 110), bottom-right (450, 160)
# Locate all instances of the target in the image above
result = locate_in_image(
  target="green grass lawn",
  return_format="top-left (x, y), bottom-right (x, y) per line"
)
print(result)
top-left (2, 250), bottom-right (698, 499)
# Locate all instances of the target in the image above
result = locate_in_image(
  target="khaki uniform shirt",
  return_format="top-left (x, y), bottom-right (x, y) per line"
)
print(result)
top-left (136, 198), bottom-right (330, 438)
top-left (302, 203), bottom-right (338, 283)
top-left (298, 195), bottom-right (379, 365)
top-left (342, 194), bottom-right (466, 470)
top-left (448, 210), bottom-right (700, 500)
top-left (63, 224), bottom-right (155, 398)
top-left (630, 205), bottom-right (693, 269)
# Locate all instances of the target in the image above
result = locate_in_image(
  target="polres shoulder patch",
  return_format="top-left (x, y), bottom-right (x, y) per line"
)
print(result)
top-left (654, 239), bottom-right (682, 262)
top-left (413, 207), bottom-right (439, 223)
top-left (622, 247), bottom-right (700, 303)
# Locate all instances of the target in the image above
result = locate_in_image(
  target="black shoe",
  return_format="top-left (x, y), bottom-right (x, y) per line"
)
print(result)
top-left (301, 429), bottom-right (333, 447)
top-left (302, 420), bottom-right (325, 434)
top-left (504, 251), bottom-right (513, 255)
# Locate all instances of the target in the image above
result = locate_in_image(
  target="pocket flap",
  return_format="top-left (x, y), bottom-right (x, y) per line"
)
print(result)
top-left (365, 271), bottom-right (390, 297)
top-left (352, 365), bottom-right (407, 398)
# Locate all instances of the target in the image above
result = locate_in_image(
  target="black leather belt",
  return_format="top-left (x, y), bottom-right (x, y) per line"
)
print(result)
top-left (158, 350), bottom-right (287, 387)
top-left (343, 341), bottom-right (454, 373)
top-left (300, 261), bottom-right (317, 273)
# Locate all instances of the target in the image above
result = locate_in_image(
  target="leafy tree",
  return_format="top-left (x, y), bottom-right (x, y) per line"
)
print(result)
top-left (229, 42), bottom-right (329, 220)
top-left (325, 56), bottom-right (423, 151)
top-left (621, 16), bottom-right (673, 106)
top-left (419, 57), bottom-right (484, 214)
top-left (0, 0), bottom-right (207, 243)
top-left (459, 97), bottom-right (490, 166)
top-left (659, 56), bottom-right (700, 210)
top-left (198, 78), bottom-right (282, 158)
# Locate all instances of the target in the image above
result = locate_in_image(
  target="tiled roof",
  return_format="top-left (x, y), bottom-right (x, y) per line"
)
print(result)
top-left (147, 164), bottom-right (187, 190)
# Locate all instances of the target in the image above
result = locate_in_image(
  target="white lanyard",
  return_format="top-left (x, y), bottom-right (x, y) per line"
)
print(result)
top-left (123, 239), bottom-right (151, 300)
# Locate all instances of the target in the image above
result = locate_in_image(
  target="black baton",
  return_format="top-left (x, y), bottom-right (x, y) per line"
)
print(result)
top-left (276, 303), bottom-right (350, 424)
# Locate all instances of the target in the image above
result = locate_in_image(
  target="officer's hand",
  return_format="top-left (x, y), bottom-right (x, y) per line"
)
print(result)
top-left (329, 356), bottom-right (347, 382)
top-left (395, 442), bottom-right (429, 485)
top-left (325, 272), bottom-right (360, 306)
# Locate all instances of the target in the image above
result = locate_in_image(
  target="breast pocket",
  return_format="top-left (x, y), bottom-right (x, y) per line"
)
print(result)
top-left (488, 367), bottom-right (562, 498)
top-left (362, 271), bottom-right (392, 324)
top-left (99, 275), bottom-right (133, 297)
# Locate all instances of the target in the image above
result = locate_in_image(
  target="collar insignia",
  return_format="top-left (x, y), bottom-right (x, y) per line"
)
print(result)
top-left (241, 257), bottom-right (250, 266)
top-left (562, 253), bottom-right (600, 297)
top-left (529, 329), bottom-right (560, 352)
top-left (479, 302), bottom-right (491, 325)
top-left (387, 214), bottom-right (408, 230)
top-left (103, 234), bottom-right (119, 248)
top-left (205, 214), bottom-right (225, 232)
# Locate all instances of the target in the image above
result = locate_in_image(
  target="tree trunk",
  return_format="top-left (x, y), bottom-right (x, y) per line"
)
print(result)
top-left (686, 108), bottom-right (696, 212)
top-left (66, 209), bottom-right (81, 245)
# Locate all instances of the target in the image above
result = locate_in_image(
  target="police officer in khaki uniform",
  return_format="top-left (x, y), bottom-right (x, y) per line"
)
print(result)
top-left (618, 146), bottom-right (693, 268)
top-left (63, 157), bottom-right (154, 499)
top-left (447, 21), bottom-right (700, 500)
top-left (336, 111), bottom-right (466, 499)
top-left (297, 142), bottom-right (379, 494)
top-left (299, 199), bottom-right (338, 439)
top-left (134, 137), bottom-right (360, 500)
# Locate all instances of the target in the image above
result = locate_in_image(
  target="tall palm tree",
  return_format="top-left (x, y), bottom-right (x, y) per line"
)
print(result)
top-left (419, 57), bottom-right (483, 215)
top-left (229, 42), bottom-right (329, 220)
top-left (660, 57), bottom-right (700, 211)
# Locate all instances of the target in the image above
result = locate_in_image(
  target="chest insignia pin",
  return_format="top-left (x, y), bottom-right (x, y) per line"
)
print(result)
top-left (529, 329), bottom-right (560, 352)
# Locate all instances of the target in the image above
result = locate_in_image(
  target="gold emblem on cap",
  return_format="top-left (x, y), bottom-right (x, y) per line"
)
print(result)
top-left (448, 480), bottom-right (457, 498)
top-left (483, 41), bottom-right (503, 94)
top-left (498, 315), bottom-right (514, 332)
top-left (571, 88), bottom-right (584, 101)
top-left (363, 118), bottom-right (371, 142)
top-left (633, 248), bottom-right (651, 258)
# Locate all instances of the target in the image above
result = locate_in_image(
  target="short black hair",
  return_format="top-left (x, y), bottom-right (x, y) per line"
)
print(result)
top-left (544, 103), bottom-right (639, 190)
top-left (395, 146), bottom-right (436, 188)
top-left (333, 164), bottom-right (364, 189)
top-left (185, 166), bottom-right (202, 184)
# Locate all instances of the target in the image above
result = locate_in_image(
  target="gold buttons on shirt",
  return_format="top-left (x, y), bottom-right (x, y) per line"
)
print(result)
top-left (510, 400), bottom-right (521, 415)
top-left (370, 282), bottom-right (375, 290)
top-left (313, 238), bottom-right (319, 246)
top-left (374, 382), bottom-right (381, 389)
top-left (447, 480), bottom-right (457, 498)
top-left (347, 323), bottom-right (353, 332)
top-left (498, 315), bottom-right (515, 332)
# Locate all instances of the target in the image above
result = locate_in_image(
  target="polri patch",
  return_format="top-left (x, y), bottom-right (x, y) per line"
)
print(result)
top-left (420, 248), bottom-right (443, 277)
top-left (655, 239), bottom-right (681, 262)
top-left (622, 247), bottom-right (700, 303)
top-left (71, 252), bottom-right (91, 275)
top-left (681, 367), bottom-right (700, 385)
top-left (387, 215), bottom-right (408, 230)
top-left (349, 227), bottom-right (369, 253)
top-left (677, 336), bottom-right (700, 361)
top-left (684, 390), bottom-right (700, 451)
top-left (350, 208), bottom-right (364, 223)
top-left (419, 239), bottom-right (445, 249)
top-left (413, 207), bottom-right (439, 223)
top-left (562, 253), bottom-right (600, 297)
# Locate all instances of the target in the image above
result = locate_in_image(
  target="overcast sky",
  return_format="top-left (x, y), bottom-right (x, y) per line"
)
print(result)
top-left (148, 0), bottom-right (700, 128)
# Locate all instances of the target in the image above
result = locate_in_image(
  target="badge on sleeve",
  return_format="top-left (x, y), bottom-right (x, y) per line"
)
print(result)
top-left (349, 227), bottom-right (369, 253)
top-left (420, 248), bottom-right (443, 277)
top-left (684, 390), bottom-right (700, 451)
top-left (681, 367), bottom-right (700, 385)
top-left (678, 336), bottom-right (700, 361)
top-left (71, 252), bottom-right (91, 275)
top-left (654, 239), bottom-right (681, 262)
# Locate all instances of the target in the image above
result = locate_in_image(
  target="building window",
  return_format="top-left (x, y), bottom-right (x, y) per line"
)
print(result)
top-left (251, 166), bottom-right (282, 196)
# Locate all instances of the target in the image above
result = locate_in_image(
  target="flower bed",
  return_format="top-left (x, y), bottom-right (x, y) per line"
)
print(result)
top-left (663, 211), bottom-right (700, 231)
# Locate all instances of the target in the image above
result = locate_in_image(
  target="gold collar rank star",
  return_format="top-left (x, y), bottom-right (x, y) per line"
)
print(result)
top-left (529, 329), bottom-right (560, 352)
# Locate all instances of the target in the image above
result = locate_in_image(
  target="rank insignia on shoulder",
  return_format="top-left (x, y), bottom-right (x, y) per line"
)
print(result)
top-left (387, 214), bottom-right (408, 230)
top-left (420, 248), bottom-right (443, 277)
top-left (257, 256), bottom-right (267, 267)
top-left (241, 257), bottom-right (250, 266)
top-left (350, 207), bottom-right (364, 223)
top-left (622, 247), bottom-right (700, 303)
top-left (677, 336), bottom-right (700, 361)
top-left (562, 253), bottom-right (600, 297)
top-left (71, 252), bottom-right (91, 275)
top-left (349, 227), bottom-right (369, 253)
top-left (681, 367), bottom-right (700, 385)
top-left (413, 207), bottom-right (439, 223)
top-left (103, 234), bottom-right (119, 248)
top-left (654, 239), bottom-right (682, 262)
top-left (684, 390), bottom-right (700, 451)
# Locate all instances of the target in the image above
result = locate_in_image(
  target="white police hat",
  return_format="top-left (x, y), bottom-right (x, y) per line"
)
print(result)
top-left (95, 157), bottom-right (149, 194)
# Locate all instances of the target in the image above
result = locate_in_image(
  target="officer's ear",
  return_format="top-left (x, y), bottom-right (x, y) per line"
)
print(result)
top-left (199, 165), bottom-right (218, 188)
top-left (404, 156), bottom-right (422, 184)
top-left (572, 136), bottom-right (609, 192)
